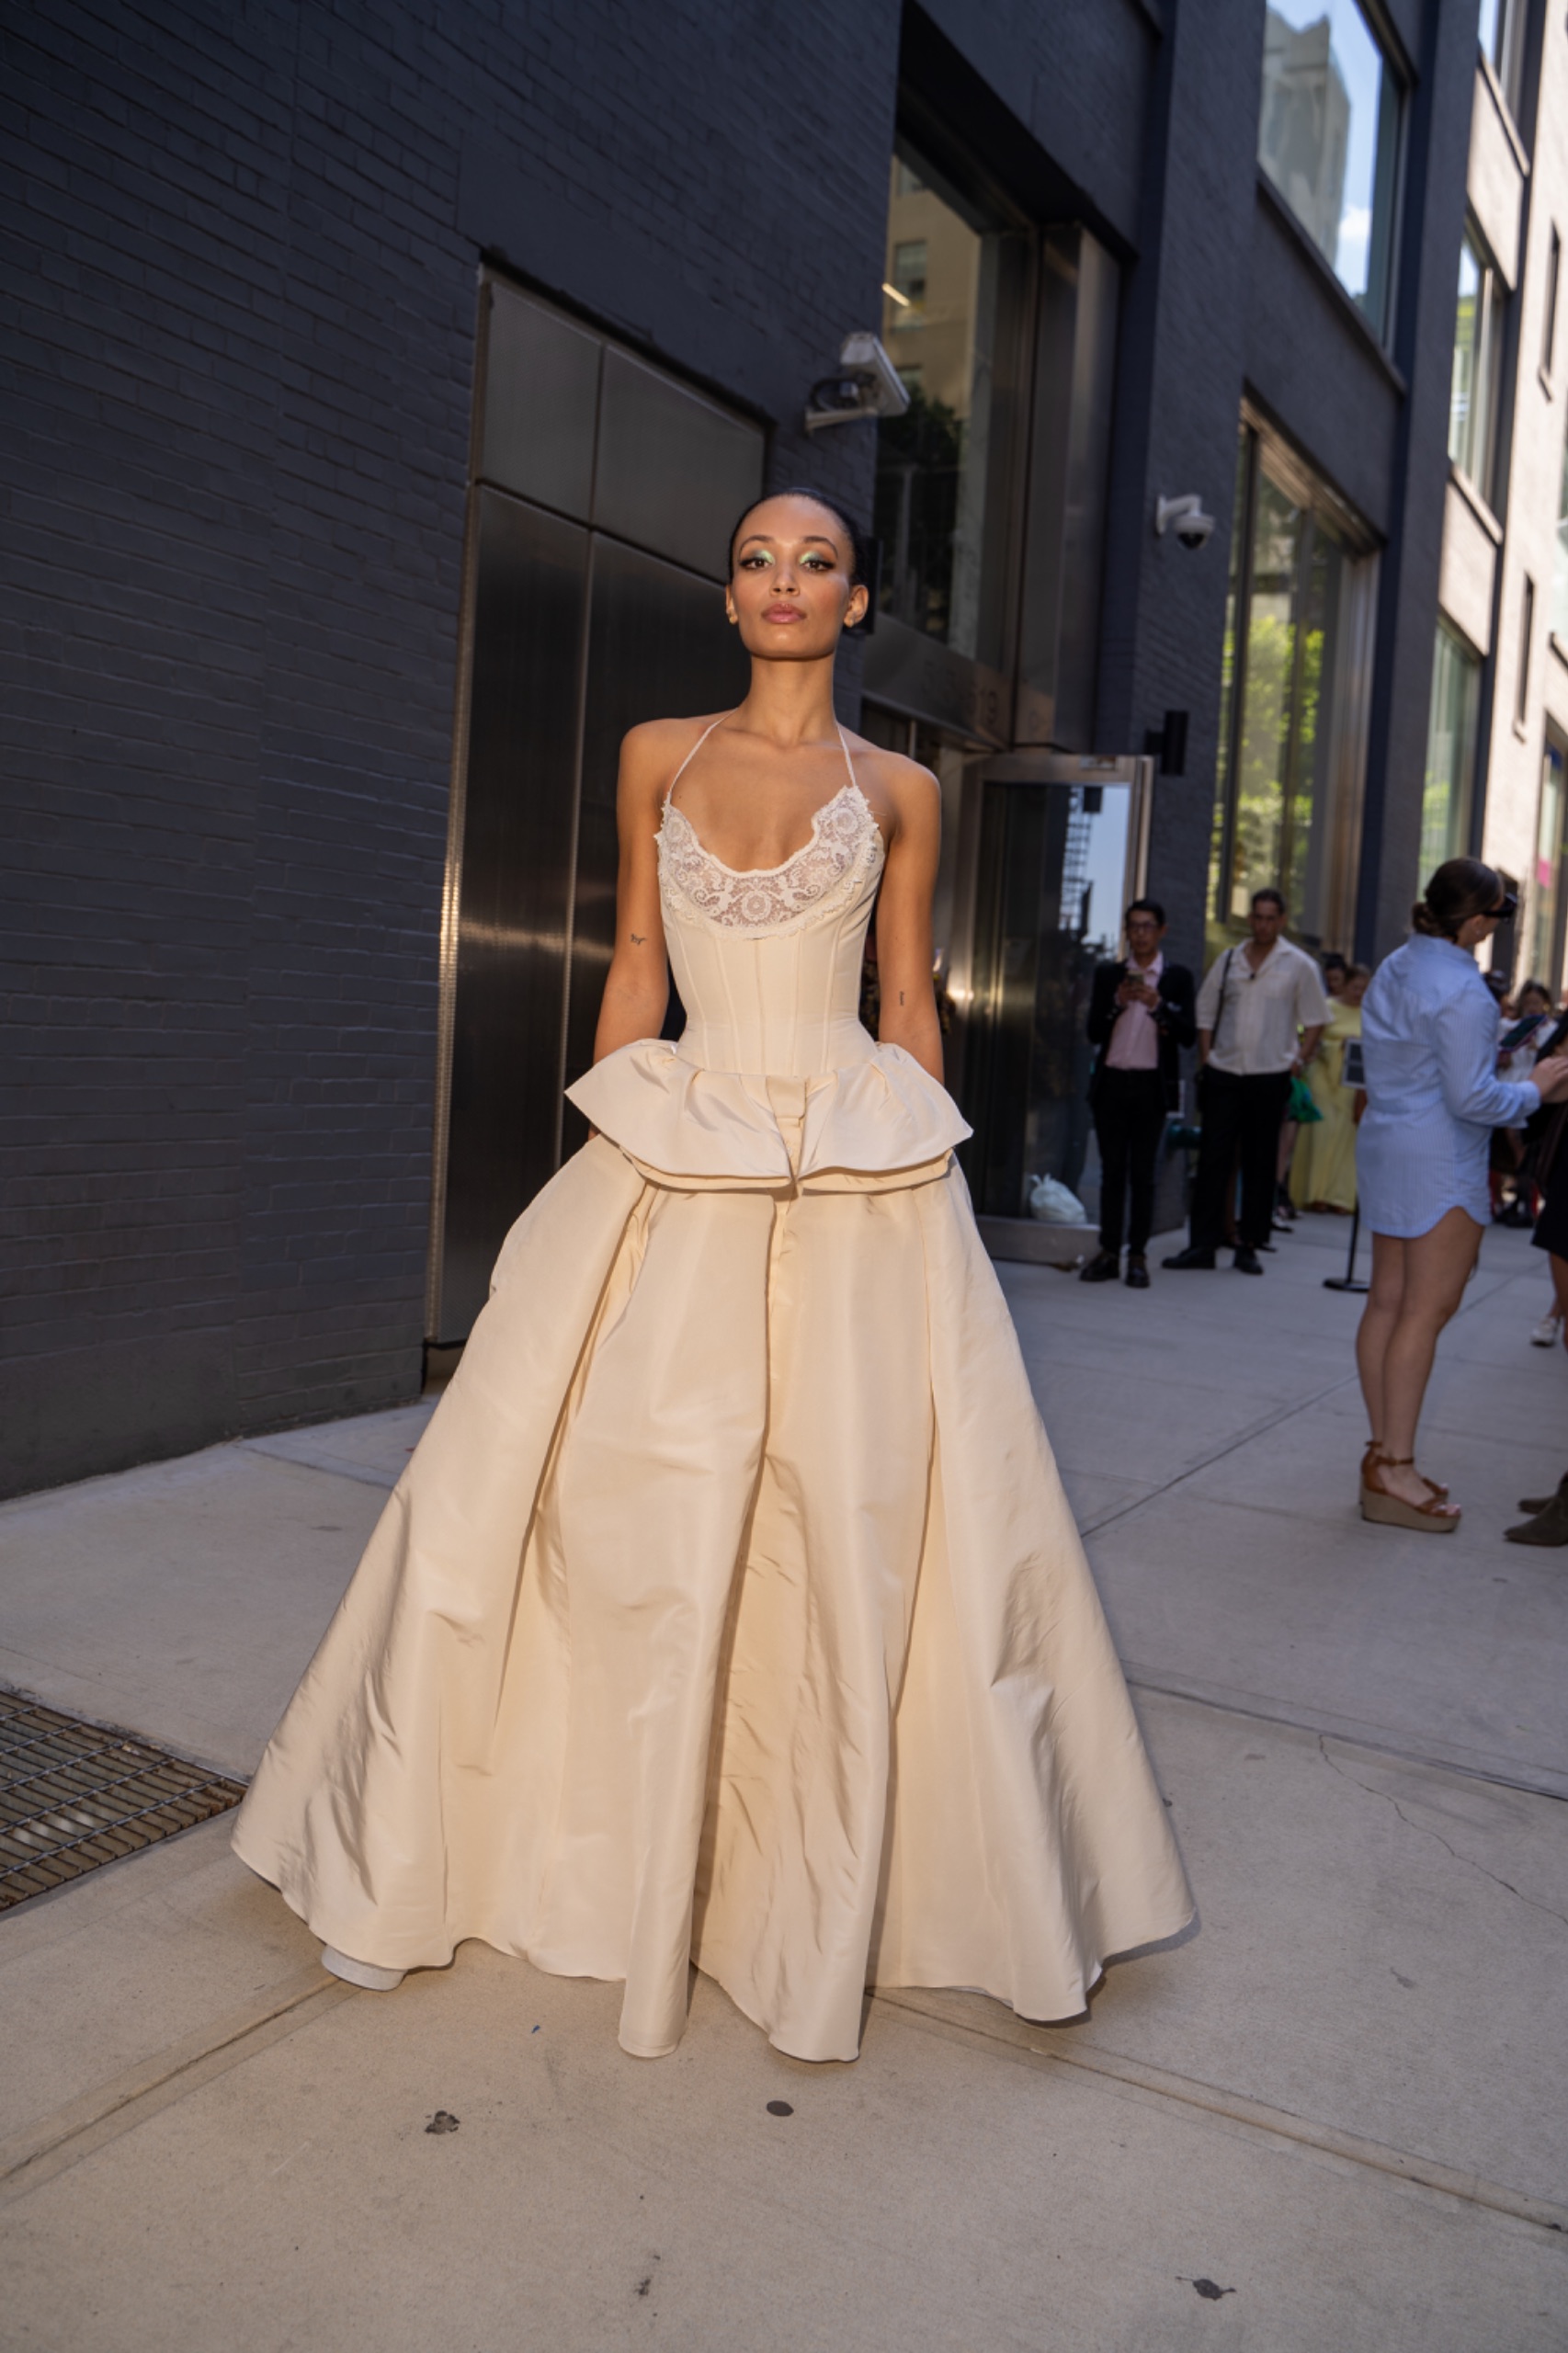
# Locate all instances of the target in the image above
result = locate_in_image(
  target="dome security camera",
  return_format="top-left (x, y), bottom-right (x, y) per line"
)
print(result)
top-left (1155, 494), bottom-right (1216, 550)
top-left (805, 333), bottom-right (911, 432)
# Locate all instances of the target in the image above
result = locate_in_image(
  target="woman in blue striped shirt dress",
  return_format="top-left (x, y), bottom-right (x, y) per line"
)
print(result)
top-left (1357, 860), bottom-right (1568, 1531)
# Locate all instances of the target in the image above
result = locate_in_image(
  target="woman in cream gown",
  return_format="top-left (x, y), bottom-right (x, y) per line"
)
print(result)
top-left (233, 488), bottom-right (1192, 2063)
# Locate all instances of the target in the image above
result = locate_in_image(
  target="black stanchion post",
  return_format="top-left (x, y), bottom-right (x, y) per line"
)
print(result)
top-left (1323, 1203), bottom-right (1368, 1294)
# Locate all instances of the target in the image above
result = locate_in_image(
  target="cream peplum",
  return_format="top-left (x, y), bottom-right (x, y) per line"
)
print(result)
top-left (233, 723), bottom-right (1191, 2065)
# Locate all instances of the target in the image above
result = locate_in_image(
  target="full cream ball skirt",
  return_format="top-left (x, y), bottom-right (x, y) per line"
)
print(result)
top-left (233, 1133), bottom-right (1192, 2062)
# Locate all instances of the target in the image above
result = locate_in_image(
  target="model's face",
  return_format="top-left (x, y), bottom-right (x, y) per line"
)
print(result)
top-left (725, 495), bottom-right (867, 658)
top-left (1249, 900), bottom-right (1285, 949)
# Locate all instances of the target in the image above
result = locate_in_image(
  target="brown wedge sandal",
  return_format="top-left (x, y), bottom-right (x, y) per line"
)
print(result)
top-left (1360, 1440), bottom-right (1449, 1503)
top-left (1360, 1454), bottom-right (1460, 1532)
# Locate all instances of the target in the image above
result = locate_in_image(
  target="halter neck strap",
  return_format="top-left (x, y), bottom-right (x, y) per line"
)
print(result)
top-left (664, 716), bottom-right (858, 807)
top-left (664, 717), bottom-right (726, 808)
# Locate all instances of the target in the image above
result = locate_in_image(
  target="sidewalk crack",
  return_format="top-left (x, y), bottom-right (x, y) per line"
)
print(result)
top-left (1317, 1737), bottom-right (1568, 1929)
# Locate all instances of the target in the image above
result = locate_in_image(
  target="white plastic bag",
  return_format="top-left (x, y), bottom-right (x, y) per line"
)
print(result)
top-left (1026, 1173), bottom-right (1088, 1224)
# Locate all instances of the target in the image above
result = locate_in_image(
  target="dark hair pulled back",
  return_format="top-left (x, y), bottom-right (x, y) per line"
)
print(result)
top-left (727, 484), bottom-right (869, 584)
top-left (1412, 857), bottom-right (1505, 941)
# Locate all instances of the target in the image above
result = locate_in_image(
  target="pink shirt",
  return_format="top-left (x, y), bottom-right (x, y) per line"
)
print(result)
top-left (1105, 952), bottom-right (1164, 1072)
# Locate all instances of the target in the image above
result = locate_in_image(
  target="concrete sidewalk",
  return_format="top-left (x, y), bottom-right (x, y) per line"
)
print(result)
top-left (2, 1214), bottom-right (1566, 2349)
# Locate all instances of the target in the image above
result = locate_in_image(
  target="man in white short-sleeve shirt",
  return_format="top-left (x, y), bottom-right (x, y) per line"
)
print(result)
top-left (1164, 887), bottom-right (1329, 1274)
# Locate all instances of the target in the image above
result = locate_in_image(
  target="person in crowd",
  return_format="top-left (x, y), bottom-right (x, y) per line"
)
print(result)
top-left (1290, 964), bottom-right (1368, 1213)
top-left (1321, 952), bottom-right (1348, 1000)
top-left (1492, 978), bottom-right (1554, 1226)
top-left (1080, 899), bottom-right (1197, 1290)
top-left (1355, 859), bottom-right (1568, 1531)
top-left (1163, 888), bottom-right (1330, 1276)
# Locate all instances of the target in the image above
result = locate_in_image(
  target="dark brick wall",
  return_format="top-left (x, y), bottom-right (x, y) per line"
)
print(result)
top-left (2, 0), bottom-right (899, 1496)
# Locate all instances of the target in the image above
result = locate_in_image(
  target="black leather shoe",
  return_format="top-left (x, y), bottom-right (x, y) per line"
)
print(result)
top-left (1233, 1247), bottom-right (1265, 1274)
top-left (1162, 1245), bottom-right (1217, 1269)
top-left (1506, 1493), bottom-right (1568, 1545)
top-left (1079, 1250), bottom-right (1119, 1283)
top-left (1125, 1256), bottom-right (1151, 1290)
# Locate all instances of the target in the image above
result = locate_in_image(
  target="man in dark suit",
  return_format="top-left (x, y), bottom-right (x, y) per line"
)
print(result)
top-left (1081, 899), bottom-right (1197, 1289)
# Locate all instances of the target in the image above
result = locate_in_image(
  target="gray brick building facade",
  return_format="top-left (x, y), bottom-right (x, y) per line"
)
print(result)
top-left (4, 0), bottom-right (1490, 1492)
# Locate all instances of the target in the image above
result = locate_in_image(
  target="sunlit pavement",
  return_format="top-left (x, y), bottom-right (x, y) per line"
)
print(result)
top-left (2, 1212), bottom-right (1565, 2350)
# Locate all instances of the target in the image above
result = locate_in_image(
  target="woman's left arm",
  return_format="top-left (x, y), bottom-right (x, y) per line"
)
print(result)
top-left (1434, 985), bottom-right (1541, 1128)
top-left (872, 758), bottom-right (945, 1086)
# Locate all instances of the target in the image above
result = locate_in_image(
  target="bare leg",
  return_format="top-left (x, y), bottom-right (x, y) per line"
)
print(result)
top-left (1356, 1231), bottom-right (1406, 1448)
top-left (1377, 1208), bottom-right (1482, 1507)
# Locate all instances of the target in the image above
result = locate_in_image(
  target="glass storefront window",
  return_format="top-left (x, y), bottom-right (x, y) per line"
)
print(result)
top-left (1210, 421), bottom-right (1370, 961)
top-left (1531, 733), bottom-right (1567, 991)
top-left (1449, 224), bottom-right (1505, 506)
top-left (875, 142), bottom-right (1025, 668)
top-left (1420, 622), bottom-right (1480, 879)
top-left (1477, 0), bottom-right (1525, 114)
top-left (1258, 0), bottom-right (1401, 335)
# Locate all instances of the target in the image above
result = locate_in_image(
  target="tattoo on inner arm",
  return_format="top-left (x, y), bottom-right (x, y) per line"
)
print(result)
top-left (899, 990), bottom-right (905, 1005)
top-left (630, 933), bottom-right (646, 946)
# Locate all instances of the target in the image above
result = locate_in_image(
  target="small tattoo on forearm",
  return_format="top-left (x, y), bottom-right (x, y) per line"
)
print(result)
top-left (899, 990), bottom-right (905, 1005)
top-left (630, 933), bottom-right (646, 945)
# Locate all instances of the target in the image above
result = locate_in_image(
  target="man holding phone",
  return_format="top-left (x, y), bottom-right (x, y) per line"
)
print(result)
top-left (1081, 900), bottom-right (1197, 1289)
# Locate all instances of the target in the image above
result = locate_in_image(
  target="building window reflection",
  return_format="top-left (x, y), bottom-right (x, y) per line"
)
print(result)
top-left (1258, 0), bottom-right (1401, 336)
top-left (1421, 620), bottom-right (1481, 876)
top-left (1449, 222), bottom-right (1506, 508)
top-left (874, 141), bottom-right (1027, 668)
top-left (1210, 417), bottom-right (1375, 961)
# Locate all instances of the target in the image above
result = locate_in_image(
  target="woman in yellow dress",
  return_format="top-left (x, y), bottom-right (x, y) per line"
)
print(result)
top-left (1290, 966), bottom-right (1368, 1212)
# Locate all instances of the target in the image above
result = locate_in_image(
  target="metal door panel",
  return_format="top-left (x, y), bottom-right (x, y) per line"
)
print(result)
top-left (480, 281), bottom-right (601, 520)
top-left (594, 347), bottom-right (763, 581)
top-left (437, 490), bottom-right (589, 1339)
top-left (561, 538), bottom-right (750, 1147)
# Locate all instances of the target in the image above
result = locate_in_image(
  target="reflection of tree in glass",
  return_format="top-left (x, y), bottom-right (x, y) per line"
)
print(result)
top-left (1230, 606), bottom-right (1293, 915)
top-left (875, 385), bottom-right (963, 642)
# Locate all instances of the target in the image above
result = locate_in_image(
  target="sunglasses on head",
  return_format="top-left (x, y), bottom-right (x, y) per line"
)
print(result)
top-left (1489, 892), bottom-right (1518, 921)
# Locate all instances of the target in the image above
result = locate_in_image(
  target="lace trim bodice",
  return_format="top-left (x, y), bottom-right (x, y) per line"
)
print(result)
top-left (658, 784), bottom-right (884, 937)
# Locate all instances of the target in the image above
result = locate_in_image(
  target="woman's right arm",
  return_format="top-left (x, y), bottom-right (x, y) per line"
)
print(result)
top-left (590, 723), bottom-right (677, 1064)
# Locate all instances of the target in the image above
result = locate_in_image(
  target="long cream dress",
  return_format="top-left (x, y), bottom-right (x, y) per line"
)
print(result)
top-left (233, 728), bottom-right (1192, 2062)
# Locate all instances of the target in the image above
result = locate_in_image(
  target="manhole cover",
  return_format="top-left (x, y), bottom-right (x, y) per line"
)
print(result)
top-left (0, 1688), bottom-right (247, 1910)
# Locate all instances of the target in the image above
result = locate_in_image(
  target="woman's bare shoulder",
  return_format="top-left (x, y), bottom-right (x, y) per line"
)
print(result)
top-left (620, 712), bottom-right (728, 785)
top-left (842, 734), bottom-right (940, 833)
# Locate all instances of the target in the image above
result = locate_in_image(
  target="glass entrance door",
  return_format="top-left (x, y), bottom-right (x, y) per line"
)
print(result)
top-left (960, 756), bottom-right (1151, 1219)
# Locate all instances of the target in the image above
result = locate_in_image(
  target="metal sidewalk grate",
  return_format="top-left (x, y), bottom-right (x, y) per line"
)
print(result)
top-left (0, 1688), bottom-right (246, 1911)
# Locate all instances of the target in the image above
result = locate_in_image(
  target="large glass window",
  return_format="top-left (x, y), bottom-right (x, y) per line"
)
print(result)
top-left (1259, 0), bottom-right (1401, 335)
top-left (1531, 733), bottom-right (1567, 990)
top-left (875, 142), bottom-right (1027, 668)
top-left (1477, 0), bottom-right (1525, 116)
top-left (1210, 420), bottom-right (1373, 960)
top-left (1449, 222), bottom-right (1506, 507)
top-left (1420, 621), bottom-right (1481, 879)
